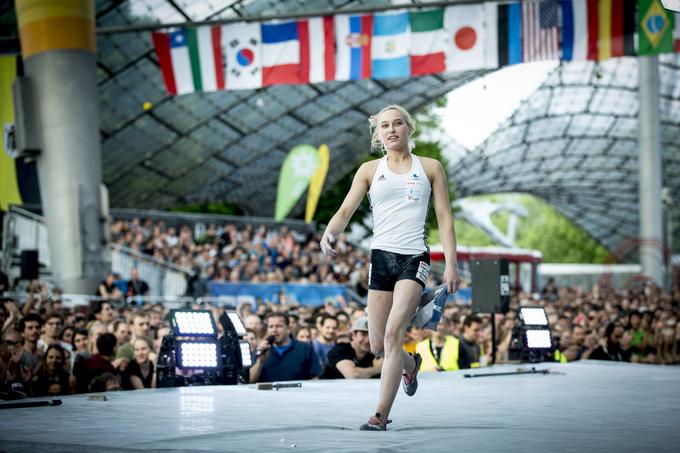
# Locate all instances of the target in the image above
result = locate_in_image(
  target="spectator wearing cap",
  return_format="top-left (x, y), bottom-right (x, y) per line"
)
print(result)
top-left (321, 317), bottom-right (383, 379)
top-left (249, 312), bottom-right (321, 383)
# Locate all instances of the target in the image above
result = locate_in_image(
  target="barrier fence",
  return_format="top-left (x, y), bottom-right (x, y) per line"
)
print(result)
top-left (2, 206), bottom-right (190, 297)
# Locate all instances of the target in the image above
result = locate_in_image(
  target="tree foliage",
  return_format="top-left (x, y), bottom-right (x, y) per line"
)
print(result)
top-left (450, 194), bottom-right (610, 263)
top-left (515, 195), bottom-right (609, 263)
top-left (172, 202), bottom-right (243, 216)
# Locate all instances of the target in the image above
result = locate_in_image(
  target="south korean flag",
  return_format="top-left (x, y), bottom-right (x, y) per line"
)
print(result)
top-left (223, 23), bottom-right (262, 89)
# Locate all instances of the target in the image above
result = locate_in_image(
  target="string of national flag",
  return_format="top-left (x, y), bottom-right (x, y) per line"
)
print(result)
top-left (151, 0), bottom-right (680, 95)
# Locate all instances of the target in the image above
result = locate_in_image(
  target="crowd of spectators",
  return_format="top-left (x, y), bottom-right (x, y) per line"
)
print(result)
top-left (1, 275), bottom-right (678, 398)
top-left (0, 219), bottom-right (678, 398)
top-left (109, 218), bottom-right (370, 297)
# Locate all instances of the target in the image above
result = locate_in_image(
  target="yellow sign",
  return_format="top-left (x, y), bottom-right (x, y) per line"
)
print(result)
top-left (305, 144), bottom-right (330, 224)
top-left (0, 56), bottom-right (23, 211)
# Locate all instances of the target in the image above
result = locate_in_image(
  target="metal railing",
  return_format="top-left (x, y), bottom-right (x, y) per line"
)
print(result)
top-left (109, 243), bottom-right (189, 297)
top-left (2, 206), bottom-right (190, 297)
top-left (2, 206), bottom-right (51, 267)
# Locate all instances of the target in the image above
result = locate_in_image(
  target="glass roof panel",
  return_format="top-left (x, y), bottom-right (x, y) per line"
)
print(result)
top-left (51, 0), bottom-right (678, 254)
top-left (453, 56), bottom-right (680, 256)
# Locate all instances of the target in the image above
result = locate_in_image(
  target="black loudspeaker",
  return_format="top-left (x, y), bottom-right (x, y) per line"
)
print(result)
top-left (20, 250), bottom-right (39, 280)
top-left (471, 258), bottom-right (510, 314)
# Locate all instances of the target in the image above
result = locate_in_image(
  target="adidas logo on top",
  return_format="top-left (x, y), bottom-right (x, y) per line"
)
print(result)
top-left (377, 174), bottom-right (386, 181)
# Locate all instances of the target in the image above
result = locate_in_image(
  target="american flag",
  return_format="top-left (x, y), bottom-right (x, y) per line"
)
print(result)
top-left (522, 0), bottom-right (560, 62)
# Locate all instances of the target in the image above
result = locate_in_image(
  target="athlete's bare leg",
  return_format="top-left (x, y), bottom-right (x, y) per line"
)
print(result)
top-left (367, 289), bottom-right (392, 357)
top-left (368, 280), bottom-right (423, 421)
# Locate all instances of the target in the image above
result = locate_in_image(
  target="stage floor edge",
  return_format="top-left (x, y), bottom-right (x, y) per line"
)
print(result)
top-left (1, 361), bottom-right (679, 453)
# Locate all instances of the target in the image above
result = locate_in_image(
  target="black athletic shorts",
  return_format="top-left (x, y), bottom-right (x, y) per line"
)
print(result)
top-left (368, 249), bottom-right (430, 291)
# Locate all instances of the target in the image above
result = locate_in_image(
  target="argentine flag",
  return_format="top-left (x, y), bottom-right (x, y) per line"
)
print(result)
top-left (372, 11), bottom-right (411, 79)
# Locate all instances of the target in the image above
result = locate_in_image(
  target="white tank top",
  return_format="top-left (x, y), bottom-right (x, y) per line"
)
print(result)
top-left (368, 154), bottom-right (431, 254)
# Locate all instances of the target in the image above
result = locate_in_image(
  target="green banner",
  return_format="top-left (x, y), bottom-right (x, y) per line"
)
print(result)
top-left (275, 144), bottom-right (320, 221)
top-left (638, 0), bottom-right (675, 54)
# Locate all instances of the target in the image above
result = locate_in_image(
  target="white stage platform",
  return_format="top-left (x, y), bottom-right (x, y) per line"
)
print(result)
top-left (1, 361), bottom-right (679, 452)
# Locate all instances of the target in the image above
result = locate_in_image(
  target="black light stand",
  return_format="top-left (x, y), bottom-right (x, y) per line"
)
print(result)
top-left (464, 367), bottom-right (551, 379)
top-left (471, 258), bottom-right (510, 366)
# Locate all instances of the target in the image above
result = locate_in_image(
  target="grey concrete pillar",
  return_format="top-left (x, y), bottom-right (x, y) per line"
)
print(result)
top-left (638, 56), bottom-right (664, 287)
top-left (16, 0), bottom-right (106, 293)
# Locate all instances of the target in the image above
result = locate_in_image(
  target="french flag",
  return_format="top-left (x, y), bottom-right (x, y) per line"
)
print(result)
top-left (335, 14), bottom-right (373, 80)
top-left (262, 21), bottom-right (306, 86)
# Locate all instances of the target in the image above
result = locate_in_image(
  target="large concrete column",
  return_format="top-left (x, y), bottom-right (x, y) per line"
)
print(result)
top-left (637, 56), bottom-right (664, 287)
top-left (16, 0), bottom-right (106, 293)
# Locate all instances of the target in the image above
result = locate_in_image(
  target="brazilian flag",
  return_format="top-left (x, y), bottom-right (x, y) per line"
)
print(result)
top-left (638, 0), bottom-right (676, 54)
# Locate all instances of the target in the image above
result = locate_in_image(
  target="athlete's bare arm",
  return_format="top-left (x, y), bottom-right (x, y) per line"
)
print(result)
top-left (320, 160), bottom-right (379, 256)
top-left (422, 157), bottom-right (460, 293)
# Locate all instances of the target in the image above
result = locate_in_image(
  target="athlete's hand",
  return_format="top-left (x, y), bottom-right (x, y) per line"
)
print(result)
top-left (372, 356), bottom-right (384, 370)
top-left (320, 232), bottom-right (337, 256)
top-left (443, 265), bottom-right (461, 294)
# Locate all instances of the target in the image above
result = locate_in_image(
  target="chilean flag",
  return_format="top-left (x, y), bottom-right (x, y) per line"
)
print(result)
top-left (261, 20), bottom-right (307, 86)
top-left (335, 14), bottom-right (373, 80)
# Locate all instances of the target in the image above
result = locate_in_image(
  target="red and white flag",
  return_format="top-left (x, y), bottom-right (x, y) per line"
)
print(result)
top-left (302, 16), bottom-right (335, 83)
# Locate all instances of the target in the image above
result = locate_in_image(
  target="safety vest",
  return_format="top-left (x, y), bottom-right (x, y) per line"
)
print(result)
top-left (416, 336), bottom-right (459, 372)
top-left (403, 341), bottom-right (417, 355)
top-left (554, 349), bottom-right (568, 363)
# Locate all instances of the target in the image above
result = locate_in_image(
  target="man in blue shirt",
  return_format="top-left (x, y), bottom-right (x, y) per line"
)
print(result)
top-left (249, 312), bottom-right (321, 383)
top-left (312, 314), bottom-right (338, 369)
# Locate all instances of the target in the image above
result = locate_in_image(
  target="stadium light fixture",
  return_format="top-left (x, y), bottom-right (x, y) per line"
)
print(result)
top-left (222, 310), bottom-right (247, 337)
top-left (524, 329), bottom-right (552, 349)
top-left (171, 310), bottom-right (217, 337)
top-left (157, 310), bottom-right (225, 388)
top-left (509, 306), bottom-right (554, 363)
top-left (239, 340), bottom-right (253, 368)
top-left (519, 307), bottom-right (549, 326)
top-left (176, 340), bottom-right (221, 369)
top-left (218, 311), bottom-right (250, 384)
